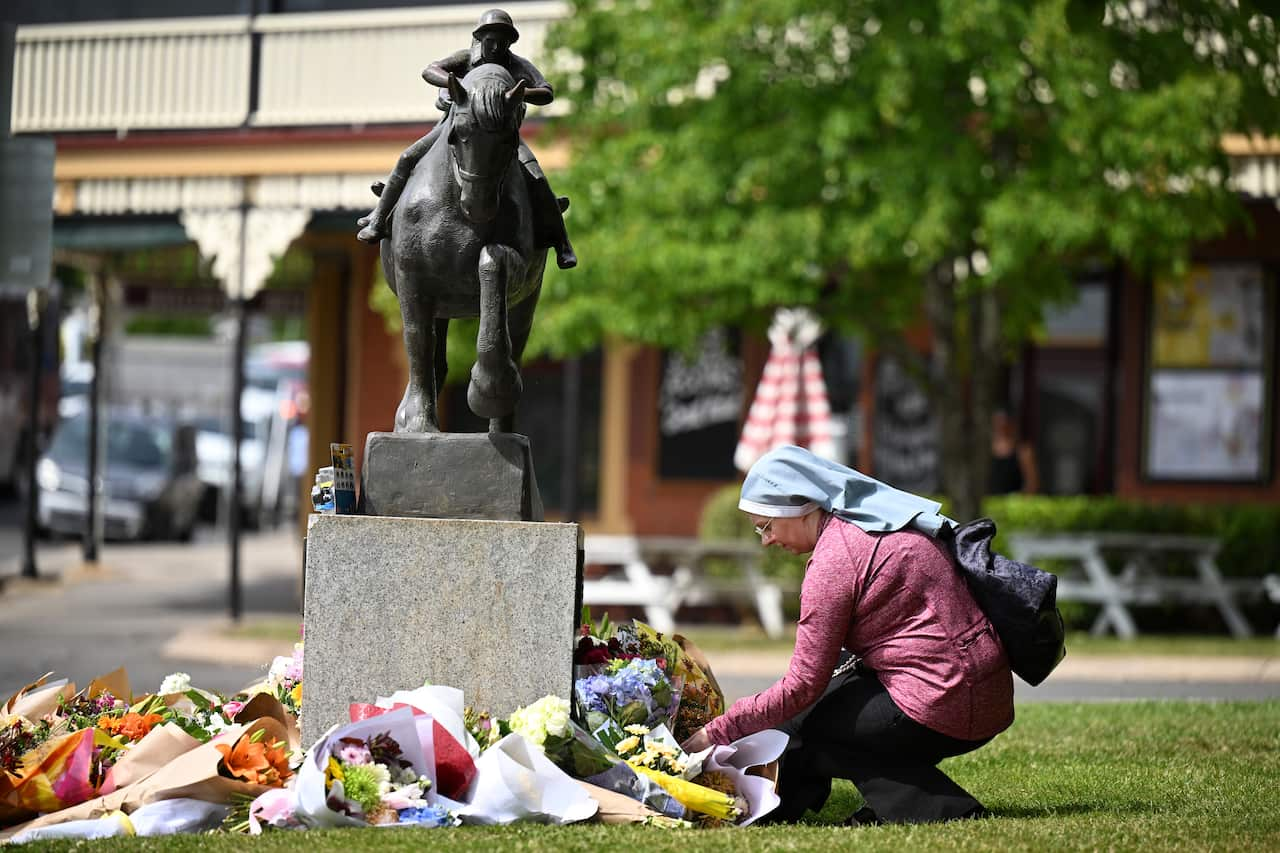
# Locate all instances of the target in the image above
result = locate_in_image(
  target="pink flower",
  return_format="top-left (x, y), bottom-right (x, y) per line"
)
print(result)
top-left (336, 739), bottom-right (372, 765)
top-left (222, 700), bottom-right (245, 720)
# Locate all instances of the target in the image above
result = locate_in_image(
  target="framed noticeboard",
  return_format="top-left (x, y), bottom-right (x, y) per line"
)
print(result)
top-left (1143, 264), bottom-right (1274, 482)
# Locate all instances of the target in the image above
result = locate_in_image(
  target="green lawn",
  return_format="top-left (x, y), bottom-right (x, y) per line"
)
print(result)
top-left (18, 702), bottom-right (1280, 851)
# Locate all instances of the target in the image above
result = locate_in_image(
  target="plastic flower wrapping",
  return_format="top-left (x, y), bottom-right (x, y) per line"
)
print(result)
top-left (2, 613), bottom-right (784, 842)
top-left (0, 667), bottom-right (302, 831)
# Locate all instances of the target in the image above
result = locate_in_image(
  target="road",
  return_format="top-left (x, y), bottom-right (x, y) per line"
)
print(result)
top-left (2, 502), bottom-right (1277, 704)
top-left (0, 495), bottom-right (303, 698)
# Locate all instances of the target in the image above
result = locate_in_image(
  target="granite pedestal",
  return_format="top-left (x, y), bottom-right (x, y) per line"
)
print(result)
top-left (360, 431), bottom-right (544, 521)
top-left (301, 514), bottom-right (582, 745)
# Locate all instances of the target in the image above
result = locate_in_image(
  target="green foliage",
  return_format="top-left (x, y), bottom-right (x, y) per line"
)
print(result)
top-left (538, 0), bottom-right (1280, 521)
top-left (25, 702), bottom-right (1280, 851)
top-left (541, 0), bottom-right (1280, 354)
top-left (123, 314), bottom-right (212, 336)
top-left (697, 484), bottom-right (808, 589)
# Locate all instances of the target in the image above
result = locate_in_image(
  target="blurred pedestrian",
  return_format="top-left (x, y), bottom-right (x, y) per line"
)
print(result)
top-left (988, 408), bottom-right (1038, 495)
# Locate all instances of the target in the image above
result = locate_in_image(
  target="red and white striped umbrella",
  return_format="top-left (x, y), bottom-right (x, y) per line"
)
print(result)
top-left (734, 308), bottom-right (836, 473)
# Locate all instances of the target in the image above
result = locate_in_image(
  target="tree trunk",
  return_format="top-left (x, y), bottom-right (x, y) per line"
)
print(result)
top-left (922, 266), bottom-right (1002, 523)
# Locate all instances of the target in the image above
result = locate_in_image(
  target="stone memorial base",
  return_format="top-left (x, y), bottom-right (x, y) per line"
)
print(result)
top-left (360, 431), bottom-right (544, 521)
top-left (301, 513), bottom-right (582, 746)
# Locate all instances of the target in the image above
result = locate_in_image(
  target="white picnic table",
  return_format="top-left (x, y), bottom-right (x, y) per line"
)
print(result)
top-left (1007, 532), bottom-right (1258, 639)
top-left (582, 535), bottom-right (789, 638)
top-left (1265, 574), bottom-right (1280, 639)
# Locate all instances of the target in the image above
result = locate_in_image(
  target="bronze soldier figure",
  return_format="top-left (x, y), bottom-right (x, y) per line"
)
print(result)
top-left (357, 9), bottom-right (577, 270)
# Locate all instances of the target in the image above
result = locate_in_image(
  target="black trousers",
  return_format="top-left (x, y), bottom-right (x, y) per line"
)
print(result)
top-left (773, 672), bottom-right (992, 824)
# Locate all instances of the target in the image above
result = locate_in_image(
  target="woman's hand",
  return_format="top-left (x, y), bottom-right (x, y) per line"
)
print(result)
top-left (681, 727), bottom-right (713, 753)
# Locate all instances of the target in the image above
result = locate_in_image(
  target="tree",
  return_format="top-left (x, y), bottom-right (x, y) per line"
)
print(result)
top-left (535, 0), bottom-right (1280, 519)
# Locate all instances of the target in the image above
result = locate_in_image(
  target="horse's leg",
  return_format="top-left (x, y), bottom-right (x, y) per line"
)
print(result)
top-left (490, 281), bottom-right (542, 434)
top-left (467, 244), bottom-right (523, 422)
top-left (393, 260), bottom-right (439, 432)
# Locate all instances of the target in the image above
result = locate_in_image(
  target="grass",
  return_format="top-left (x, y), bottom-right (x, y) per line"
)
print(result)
top-left (17, 702), bottom-right (1280, 851)
top-left (225, 618), bottom-right (1278, 659)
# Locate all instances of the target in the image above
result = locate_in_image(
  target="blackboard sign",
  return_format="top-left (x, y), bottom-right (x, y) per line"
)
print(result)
top-left (657, 329), bottom-right (742, 480)
top-left (872, 355), bottom-right (939, 493)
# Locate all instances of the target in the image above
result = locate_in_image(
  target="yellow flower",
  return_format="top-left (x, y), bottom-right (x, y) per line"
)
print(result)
top-left (623, 724), bottom-right (650, 736)
top-left (615, 735), bottom-right (641, 755)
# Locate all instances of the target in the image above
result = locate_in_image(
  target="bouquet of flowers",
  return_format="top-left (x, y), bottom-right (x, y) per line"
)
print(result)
top-left (0, 671), bottom-right (150, 821)
top-left (319, 733), bottom-right (441, 825)
top-left (506, 695), bottom-right (572, 753)
top-left (216, 727), bottom-right (294, 789)
top-left (505, 696), bottom-right (617, 780)
top-left (574, 658), bottom-right (682, 751)
top-left (264, 643), bottom-right (304, 719)
top-left (574, 612), bottom-right (723, 743)
top-left (289, 707), bottom-right (449, 829)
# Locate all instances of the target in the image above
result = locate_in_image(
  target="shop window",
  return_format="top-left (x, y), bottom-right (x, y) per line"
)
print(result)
top-left (1031, 277), bottom-right (1111, 495)
top-left (1034, 368), bottom-right (1105, 494)
top-left (1042, 279), bottom-right (1109, 346)
top-left (1144, 263), bottom-right (1274, 482)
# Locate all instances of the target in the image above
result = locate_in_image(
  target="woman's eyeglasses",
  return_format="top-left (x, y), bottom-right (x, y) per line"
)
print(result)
top-left (753, 518), bottom-right (774, 539)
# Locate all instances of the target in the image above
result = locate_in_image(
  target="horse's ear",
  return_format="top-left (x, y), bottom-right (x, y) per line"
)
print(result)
top-left (505, 79), bottom-right (527, 104)
top-left (447, 73), bottom-right (467, 107)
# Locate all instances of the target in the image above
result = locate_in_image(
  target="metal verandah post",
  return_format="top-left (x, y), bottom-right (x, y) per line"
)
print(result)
top-left (83, 274), bottom-right (105, 564)
top-left (229, 203), bottom-right (249, 622)
top-left (20, 288), bottom-right (44, 579)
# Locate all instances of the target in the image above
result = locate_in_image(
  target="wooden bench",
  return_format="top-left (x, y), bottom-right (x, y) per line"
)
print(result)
top-left (582, 535), bottom-right (789, 638)
top-left (1007, 532), bottom-right (1259, 639)
top-left (1265, 575), bottom-right (1280, 639)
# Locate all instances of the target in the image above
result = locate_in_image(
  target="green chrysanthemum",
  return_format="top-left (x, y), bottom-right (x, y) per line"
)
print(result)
top-left (340, 763), bottom-right (383, 815)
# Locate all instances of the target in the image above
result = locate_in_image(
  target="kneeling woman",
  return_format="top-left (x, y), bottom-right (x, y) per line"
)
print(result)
top-left (682, 446), bottom-right (1013, 824)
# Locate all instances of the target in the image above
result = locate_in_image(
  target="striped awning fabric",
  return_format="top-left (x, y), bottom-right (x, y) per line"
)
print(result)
top-left (734, 308), bottom-right (836, 473)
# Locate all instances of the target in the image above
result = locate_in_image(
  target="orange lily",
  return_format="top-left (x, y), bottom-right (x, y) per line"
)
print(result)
top-left (96, 712), bottom-right (163, 742)
top-left (217, 733), bottom-right (293, 787)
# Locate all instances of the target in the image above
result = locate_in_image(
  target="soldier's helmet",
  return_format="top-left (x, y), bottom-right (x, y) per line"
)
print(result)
top-left (473, 9), bottom-right (520, 44)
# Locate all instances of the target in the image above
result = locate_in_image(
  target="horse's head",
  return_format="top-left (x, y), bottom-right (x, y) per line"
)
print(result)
top-left (447, 66), bottom-right (528, 224)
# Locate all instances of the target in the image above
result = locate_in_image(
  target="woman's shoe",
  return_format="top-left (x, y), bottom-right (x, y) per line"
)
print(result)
top-left (845, 806), bottom-right (880, 826)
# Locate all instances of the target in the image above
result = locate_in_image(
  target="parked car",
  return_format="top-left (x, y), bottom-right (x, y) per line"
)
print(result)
top-left (36, 410), bottom-right (203, 541)
top-left (193, 400), bottom-right (271, 528)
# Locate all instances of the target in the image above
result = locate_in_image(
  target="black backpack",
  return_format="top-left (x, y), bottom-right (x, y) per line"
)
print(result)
top-left (943, 517), bottom-right (1066, 686)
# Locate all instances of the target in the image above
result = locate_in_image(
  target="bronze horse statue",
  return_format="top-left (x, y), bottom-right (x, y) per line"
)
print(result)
top-left (379, 63), bottom-right (545, 434)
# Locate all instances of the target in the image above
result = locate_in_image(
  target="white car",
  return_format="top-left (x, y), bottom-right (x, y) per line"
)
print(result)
top-left (194, 391), bottom-right (275, 528)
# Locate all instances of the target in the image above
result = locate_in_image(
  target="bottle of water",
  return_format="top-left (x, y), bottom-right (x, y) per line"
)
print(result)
top-left (311, 466), bottom-right (336, 514)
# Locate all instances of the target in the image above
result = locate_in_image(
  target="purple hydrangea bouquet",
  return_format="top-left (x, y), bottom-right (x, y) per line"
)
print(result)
top-left (573, 658), bottom-right (682, 752)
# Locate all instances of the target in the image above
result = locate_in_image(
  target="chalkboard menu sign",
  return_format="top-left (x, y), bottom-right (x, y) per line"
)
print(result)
top-left (657, 329), bottom-right (743, 480)
top-left (872, 355), bottom-right (939, 493)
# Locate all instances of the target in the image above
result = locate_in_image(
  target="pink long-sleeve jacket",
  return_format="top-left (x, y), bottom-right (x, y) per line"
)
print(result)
top-left (704, 515), bottom-right (1015, 744)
